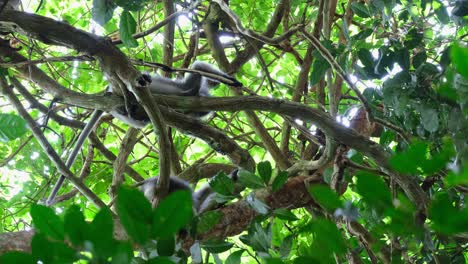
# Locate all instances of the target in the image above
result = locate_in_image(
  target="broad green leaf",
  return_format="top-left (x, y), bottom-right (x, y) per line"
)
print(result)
top-left (412, 51), bottom-right (427, 68)
top-left (197, 211), bottom-right (222, 234)
top-left (357, 48), bottom-right (374, 68)
top-left (404, 28), bottom-right (423, 49)
top-left (445, 169), bottom-right (468, 187)
top-left (435, 6), bottom-right (450, 24)
top-left (31, 233), bottom-right (76, 263)
top-left (112, 242), bottom-right (133, 264)
top-left (351, 2), bottom-right (371, 18)
top-left (117, 186), bottom-right (152, 244)
top-left (89, 207), bottom-right (116, 258)
top-left (226, 250), bottom-right (244, 264)
top-left (157, 236), bottom-right (175, 256)
top-left (303, 219), bottom-right (347, 262)
top-left (0, 252), bottom-right (35, 264)
top-left (0, 113), bottom-right (28, 142)
top-left (257, 161), bottom-right (272, 184)
top-left (420, 107), bottom-right (439, 133)
top-left (396, 48), bottom-right (410, 70)
top-left (30, 204), bottom-right (64, 241)
top-left (429, 193), bottom-right (468, 235)
top-left (355, 172), bottom-right (392, 213)
top-left (451, 44), bottom-right (468, 78)
top-left (152, 190), bottom-right (193, 238)
top-left (209, 172), bottom-right (235, 195)
top-left (201, 240), bottom-right (234, 253)
top-left (390, 141), bottom-right (428, 174)
top-left (272, 171), bottom-right (289, 192)
top-left (241, 222), bottom-right (271, 253)
top-left (64, 205), bottom-right (87, 246)
top-left (309, 58), bottom-right (330, 85)
top-left (273, 208), bottom-right (298, 221)
top-left (119, 11), bottom-right (138, 48)
top-left (92, 0), bottom-right (116, 26)
top-left (308, 185), bottom-right (342, 211)
top-left (238, 169), bottom-right (265, 189)
top-left (279, 235), bottom-right (293, 258)
top-left (351, 28), bottom-right (372, 41)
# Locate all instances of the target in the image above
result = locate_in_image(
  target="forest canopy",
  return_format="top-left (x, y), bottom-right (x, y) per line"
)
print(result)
top-left (0, 0), bottom-right (467, 263)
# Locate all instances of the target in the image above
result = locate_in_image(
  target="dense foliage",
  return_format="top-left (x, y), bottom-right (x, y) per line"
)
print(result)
top-left (0, 0), bottom-right (467, 263)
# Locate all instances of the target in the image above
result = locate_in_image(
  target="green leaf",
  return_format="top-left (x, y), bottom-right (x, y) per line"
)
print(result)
top-left (412, 51), bottom-right (427, 68)
top-left (396, 48), bottom-right (410, 70)
top-left (201, 240), bottom-right (234, 253)
top-left (279, 235), bottom-right (293, 258)
top-left (357, 48), bottom-right (374, 68)
top-left (390, 141), bottom-right (428, 174)
top-left (451, 44), bottom-right (468, 78)
top-left (351, 28), bottom-right (373, 41)
top-left (64, 205), bottom-right (87, 246)
top-left (112, 242), bottom-right (133, 264)
top-left (0, 252), bottom-right (35, 264)
top-left (351, 2), bottom-right (371, 18)
top-left (435, 6), bottom-right (450, 24)
top-left (197, 211), bottom-right (222, 234)
top-left (117, 186), bottom-right (152, 244)
top-left (355, 172), bottom-right (392, 213)
top-left (209, 172), bottom-right (235, 195)
top-left (273, 208), bottom-right (298, 221)
top-left (226, 250), bottom-right (244, 264)
top-left (31, 233), bottom-right (77, 263)
top-left (420, 107), bottom-right (439, 133)
top-left (445, 169), bottom-right (468, 187)
top-left (304, 219), bottom-right (347, 262)
top-left (119, 11), bottom-right (138, 48)
top-left (92, 0), bottom-right (116, 26)
top-left (88, 207), bottom-right (116, 258)
top-left (240, 222), bottom-right (271, 253)
top-left (257, 161), bottom-right (272, 184)
top-left (31, 234), bottom-right (54, 263)
top-left (421, 140), bottom-right (454, 174)
top-left (308, 185), bottom-right (342, 211)
top-left (429, 193), bottom-right (468, 235)
top-left (309, 58), bottom-right (330, 86)
top-left (272, 171), bottom-right (289, 192)
top-left (238, 169), bottom-right (265, 189)
top-left (30, 204), bottom-right (64, 241)
top-left (404, 28), bottom-right (424, 49)
top-left (157, 236), bottom-right (175, 256)
top-left (0, 113), bottom-right (28, 142)
top-left (152, 190), bottom-right (193, 238)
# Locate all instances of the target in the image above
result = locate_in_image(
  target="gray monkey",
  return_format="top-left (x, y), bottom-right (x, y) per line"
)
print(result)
top-left (138, 169), bottom-right (240, 214)
top-left (110, 61), bottom-right (242, 128)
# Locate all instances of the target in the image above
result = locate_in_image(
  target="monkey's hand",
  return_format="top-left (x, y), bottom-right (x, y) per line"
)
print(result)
top-left (137, 73), bottom-right (153, 87)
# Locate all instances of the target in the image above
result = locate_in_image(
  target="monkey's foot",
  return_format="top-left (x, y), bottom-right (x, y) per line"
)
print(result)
top-left (137, 73), bottom-right (153, 87)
